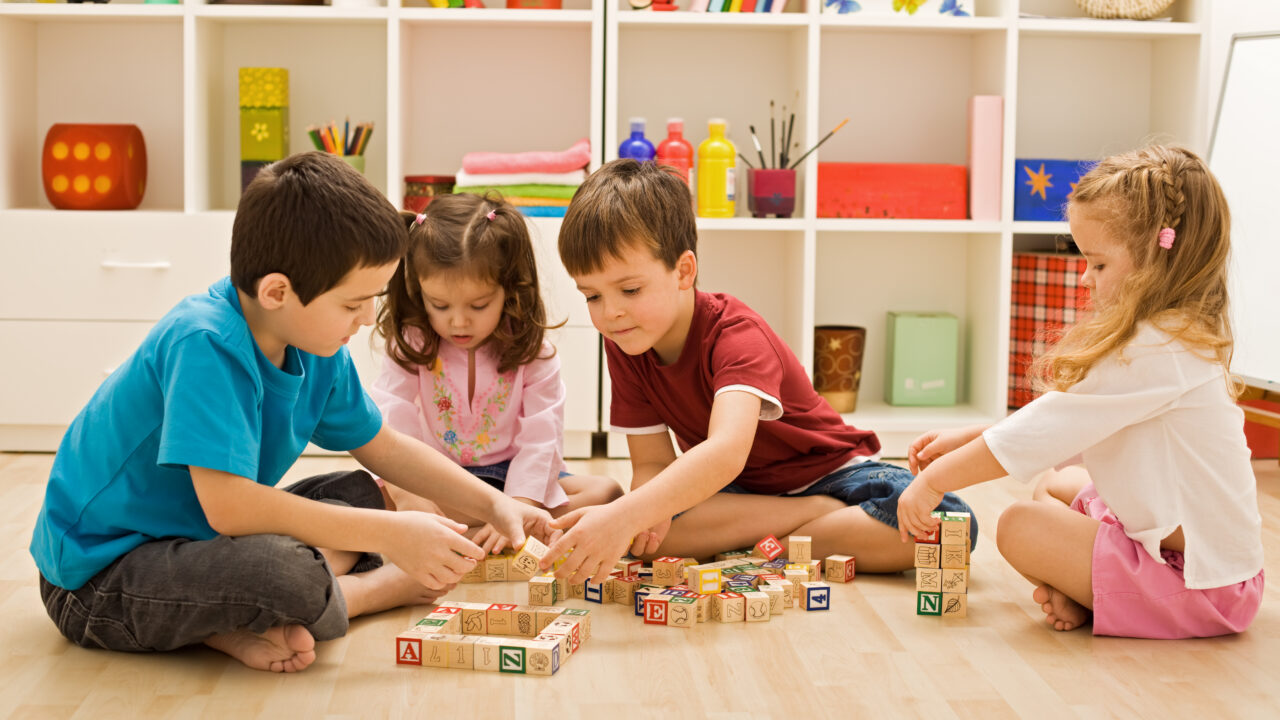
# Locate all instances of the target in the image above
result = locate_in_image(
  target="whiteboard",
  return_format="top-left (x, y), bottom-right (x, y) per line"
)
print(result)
top-left (1209, 32), bottom-right (1280, 392)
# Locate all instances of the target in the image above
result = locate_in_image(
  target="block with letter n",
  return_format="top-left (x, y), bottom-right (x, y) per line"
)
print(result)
top-left (498, 645), bottom-right (526, 674)
top-left (917, 591), bottom-right (943, 616)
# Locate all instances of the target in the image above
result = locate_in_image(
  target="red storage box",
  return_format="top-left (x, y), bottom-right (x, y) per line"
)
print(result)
top-left (1009, 252), bottom-right (1088, 409)
top-left (817, 162), bottom-right (967, 219)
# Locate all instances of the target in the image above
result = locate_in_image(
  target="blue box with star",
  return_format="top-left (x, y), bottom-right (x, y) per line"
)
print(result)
top-left (1013, 158), bottom-right (1095, 221)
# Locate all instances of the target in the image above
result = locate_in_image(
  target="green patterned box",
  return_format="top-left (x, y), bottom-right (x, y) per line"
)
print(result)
top-left (240, 107), bottom-right (289, 161)
top-left (238, 67), bottom-right (289, 109)
top-left (885, 311), bottom-right (958, 406)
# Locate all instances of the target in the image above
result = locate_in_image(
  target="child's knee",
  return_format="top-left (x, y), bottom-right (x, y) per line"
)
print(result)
top-left (996, 500), bottom-right (1041, 556)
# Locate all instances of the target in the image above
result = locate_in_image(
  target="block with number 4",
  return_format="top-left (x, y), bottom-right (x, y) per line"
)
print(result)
top-left (800, 581), bottom-right (831, 611)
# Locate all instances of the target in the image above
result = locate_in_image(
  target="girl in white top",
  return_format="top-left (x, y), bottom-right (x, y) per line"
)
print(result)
top-left (897, 145), bottom-right (1264, 638)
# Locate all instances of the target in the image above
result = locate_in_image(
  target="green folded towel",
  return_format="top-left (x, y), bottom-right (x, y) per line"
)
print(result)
top-left (453, 184), bottom-right (579, 200)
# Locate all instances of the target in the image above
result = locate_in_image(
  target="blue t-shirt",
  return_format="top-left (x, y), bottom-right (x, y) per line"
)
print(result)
top-left (30, 277), bottom-right (383, 590)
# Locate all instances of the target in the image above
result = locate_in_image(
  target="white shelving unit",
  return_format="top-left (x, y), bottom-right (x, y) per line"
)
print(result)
top-left (604, 0), bottom-right (1208, 456)
top-left (0, 0), bottom-right (604, 454)
top-left (0, 0), bottom-right (1211, 458)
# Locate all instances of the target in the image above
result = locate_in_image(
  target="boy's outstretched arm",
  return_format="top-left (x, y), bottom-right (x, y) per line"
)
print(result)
top-left (190, 466), bottom-right (482, 589)
top-left (542, 390), bottom-right (762, 583)
top-left (350, 425), bottom-right (554, 547)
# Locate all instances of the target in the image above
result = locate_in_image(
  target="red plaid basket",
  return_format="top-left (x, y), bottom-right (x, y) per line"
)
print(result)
top-left (1009, 253), bottom-right (1089, 409)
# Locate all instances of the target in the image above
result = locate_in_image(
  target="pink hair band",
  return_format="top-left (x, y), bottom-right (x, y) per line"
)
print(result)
top-left (486, 210), bottom-right (497, 221)
top-left (1158, 227), bottom-right (1176, 249)
top-left (413, 212), bottom-right (426, 227)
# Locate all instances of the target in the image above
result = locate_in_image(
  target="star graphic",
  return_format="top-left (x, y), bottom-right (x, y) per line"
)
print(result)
top-left (1024, 163), bottom-right (1053, 201)
top-left (827, 338), bottom-right (843, 351)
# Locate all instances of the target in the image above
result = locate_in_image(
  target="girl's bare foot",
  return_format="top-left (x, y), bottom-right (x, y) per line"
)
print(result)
top-left (204, 624), bottom-right (316, 673)
top-left (1032, 584), bottom-right (1091, 631)
top-left (338, 563), bottom-right (451, 618)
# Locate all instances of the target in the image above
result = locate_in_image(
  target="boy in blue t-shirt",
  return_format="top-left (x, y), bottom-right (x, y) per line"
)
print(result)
top-left (30, 152), bottom-right (552, 673)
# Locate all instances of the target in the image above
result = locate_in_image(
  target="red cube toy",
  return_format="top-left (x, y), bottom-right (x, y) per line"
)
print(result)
top-left (42, 123), bottom-right (147, 210)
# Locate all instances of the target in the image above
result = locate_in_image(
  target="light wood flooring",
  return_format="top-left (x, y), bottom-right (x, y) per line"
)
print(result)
top-left (2, 452), bottom-right (1279, 719)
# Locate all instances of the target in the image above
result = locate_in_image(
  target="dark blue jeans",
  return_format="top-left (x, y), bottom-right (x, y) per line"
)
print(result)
top-left (38, 470), bottom-right (384, 653)
top-left (722, 461), bottom-right (978, 550)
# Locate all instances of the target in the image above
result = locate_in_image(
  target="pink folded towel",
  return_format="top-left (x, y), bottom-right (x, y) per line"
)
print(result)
top-left (462, 138), bottom-right (591, 175)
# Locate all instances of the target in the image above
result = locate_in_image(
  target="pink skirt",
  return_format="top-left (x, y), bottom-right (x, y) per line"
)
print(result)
top-left (1072, 483), bottom-right (1264, 639)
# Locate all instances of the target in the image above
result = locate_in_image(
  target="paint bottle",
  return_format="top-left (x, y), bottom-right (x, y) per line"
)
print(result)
top-left (656, 117), bottom-right (694, 189)
top-left (618, 117), bottom-right (656, 162)
top-left (697, 118), bottom-right (735, 218)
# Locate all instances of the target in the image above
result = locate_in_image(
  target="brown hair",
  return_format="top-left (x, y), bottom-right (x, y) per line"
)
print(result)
top-left (1031, 145), bottom-right (1235, 393)
top-left (558, 158), bottom-right (697, 276)
top-left (377, 193), bottom-right (561, 374)
top-left (231, 151), bottom-right (406, 304)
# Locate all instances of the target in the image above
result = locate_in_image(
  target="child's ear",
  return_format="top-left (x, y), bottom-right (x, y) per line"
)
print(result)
top-left (255, 272), bottom-right (292, 310)
top-left (676, 249), bottom-right (698, 291)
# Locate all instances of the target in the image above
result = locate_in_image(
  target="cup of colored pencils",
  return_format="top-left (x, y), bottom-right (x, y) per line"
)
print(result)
top-left (308, 119), bottom-right (374, 174)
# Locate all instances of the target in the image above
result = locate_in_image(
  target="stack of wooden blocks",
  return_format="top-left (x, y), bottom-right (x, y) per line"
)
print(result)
top-left (914, 511), bottom-right (971, 618)
top-left (394, 601), bottom-right (592, 676)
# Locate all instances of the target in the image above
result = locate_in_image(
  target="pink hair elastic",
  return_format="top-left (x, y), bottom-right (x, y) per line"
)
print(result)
top-left (1158, 227), bottom-right (1176, 249)
top-left (413, 212), bottom-right (426, 228)
top-left (486, 210), bottom-right (497, 221)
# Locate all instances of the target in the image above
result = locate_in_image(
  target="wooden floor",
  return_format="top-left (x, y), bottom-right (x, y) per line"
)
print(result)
top-left (2, 453), bottom-right (1279, 719)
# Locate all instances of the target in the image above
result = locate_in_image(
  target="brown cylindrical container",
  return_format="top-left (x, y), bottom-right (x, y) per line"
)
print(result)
top-left (814, 325), bottom-right (866, 413)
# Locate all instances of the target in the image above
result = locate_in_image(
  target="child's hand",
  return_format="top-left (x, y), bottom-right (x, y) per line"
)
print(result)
top-left (896, 475), bottom-right (944, 543)
top-left (908, 426), bottom-right (985, 474)
top-left (382, 512), bottom-right (484, 590)
top-left (487, 496), bottom-right (557, 551)
top-left (542, 505), bottom-right (636, 585)
top-left (471, 524), bottom-right (510, 556)
top-left (629, 518), bottom-right (671, 557)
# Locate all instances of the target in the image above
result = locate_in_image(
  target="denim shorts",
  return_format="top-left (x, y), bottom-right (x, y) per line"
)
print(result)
top-left (719, 461), bottom-right (978, 550)
top-left (466, 459), bottom-right (571, 492)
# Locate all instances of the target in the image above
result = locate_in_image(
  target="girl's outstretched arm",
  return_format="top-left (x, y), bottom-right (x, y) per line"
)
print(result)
top-left (897, 435), bottom-right (1007, 542)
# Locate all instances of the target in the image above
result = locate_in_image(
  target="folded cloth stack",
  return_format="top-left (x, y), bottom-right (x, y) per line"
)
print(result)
top-left (453, 139), bottom-right (591, 218)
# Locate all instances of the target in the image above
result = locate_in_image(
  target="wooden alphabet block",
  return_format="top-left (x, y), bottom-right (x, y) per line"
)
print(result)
top-left (761, 584), bottom-right (784, 614)
top-left (569, 578), bottom-right (586, 600)
top-left (509, 536), bottom-right (549, 579)
top-left (695, 593), bottom-right (711, 623)
top-left (615, 559), bottom-right (642, 576)
top-left (754, 534), bottom-right (785, 560)
top-left (613, 575), bottom-right (639, 606)
top-left (460, 604), bottom-right (489, 635)
top-left (528, 576), bottom-right (556, 606)
top-left (447, 635), bottom-right (479, 669)
top-left (824, 554), bottom-right (856, 583)
top-left (667, 597), bottom-right (697, 628)
top-left (715, 549), bottom-right (752, 563)
top-left (472, 637), bottom-right (503, 671)
top-left (395, 628), bottom-right (426, 666)
top-left (941, 568), bottom-right (968, 594)
top-left (652, 557), bottom-right (684, 586)
top-left (584, 579), bottom-right (604, 603)
top-left (484, 554), bottom-right (510, 582)
top-left (940, 545), bottom-right (967, 570)
top-left (688, 566), bottom-right (723, 595)
top-left (713, 592), bottom-right (746, 623)
top-left (533, 632), bottom-right (570, 659)
top-left (915, 526), bottom-right (940, 544)
top-left (524, 639), bottom-right (561, 676)
top-left (643, 596), bottom-right (669, 625)
top-left (535, 606), bottom-right (566, 632)
top-left (940, 519), bottom-right (969, 547)
top-left (914, 543), bottom-right (940, 569)
top-left (560, 608), bottom-right (592, 641)
top-left (767, 579), bottom-right (795, 608)
top-left (787, 535), bottom-right (812, 563)
top-left (510, 605), bottom-right (538, 638)
top-left (916, 591), bottom-right (943, 616)
top-left (460, 561), bottom-right (486, 583)
top-left (498, 644), bottom-right (527, 674)
top-left (486, 603), bottom-right (517, 635)
top-left (742, 591), bottom-right (771, 622)
top-left (915, 568), bottom-right (943, 593)
top-left (804, 560), bottom-right (823, 582)
top-left (800, 582), bottom-right (831, 611)
top-left (941, 592), bottom-right (968, 618)
top-left (422, 634), bottom-right (450, 668)
top-left (543, 618), bottom-right (582, 653)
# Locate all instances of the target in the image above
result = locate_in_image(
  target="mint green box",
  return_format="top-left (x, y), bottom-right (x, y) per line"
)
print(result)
top-left (885, 312), bottom-right (958, 406)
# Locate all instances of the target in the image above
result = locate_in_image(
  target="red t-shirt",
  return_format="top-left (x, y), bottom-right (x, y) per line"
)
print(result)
top-left (607, 290), bottom-right (880, 494)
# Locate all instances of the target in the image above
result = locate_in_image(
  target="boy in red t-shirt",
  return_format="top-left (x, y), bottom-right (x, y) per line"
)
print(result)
top-left (544, 159), bottom-right (975, 581)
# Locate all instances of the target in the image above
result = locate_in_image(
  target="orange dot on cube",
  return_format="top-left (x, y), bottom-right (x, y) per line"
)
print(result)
top-left (73, 142), bottom-right (89, 160)
top-left (73, 175), bottom-right (89, 193)
top-left (94, 176), bottom-right (112, 194)
top-left (95, 143), bottom-right (112, 161)
top-left (52, 142), bottom-right (68, 160)
top-left (51, 175), bottom-right (68, 193)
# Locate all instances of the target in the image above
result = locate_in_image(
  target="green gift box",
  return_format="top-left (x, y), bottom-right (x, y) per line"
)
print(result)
top-left (240, 107), bottom-right (289, 162)
top-left (885, 311), bottom-right (958, 406)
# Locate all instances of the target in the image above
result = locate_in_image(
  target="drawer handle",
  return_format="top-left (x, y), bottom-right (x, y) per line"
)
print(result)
top-left (100, 260), bottom-right (172, 270)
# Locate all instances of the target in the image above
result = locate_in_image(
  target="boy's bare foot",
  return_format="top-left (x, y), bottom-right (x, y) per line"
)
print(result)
top-left (1032, 584), bottom-right (1091, 631)
top-left (338, 563), bottom-right (451, 618)
top-left (204, 624), bottom-right (316, 673)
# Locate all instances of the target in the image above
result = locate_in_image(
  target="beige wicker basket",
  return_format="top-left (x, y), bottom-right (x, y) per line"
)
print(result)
top-left (1075, 0), bottom-right (1175, 20)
